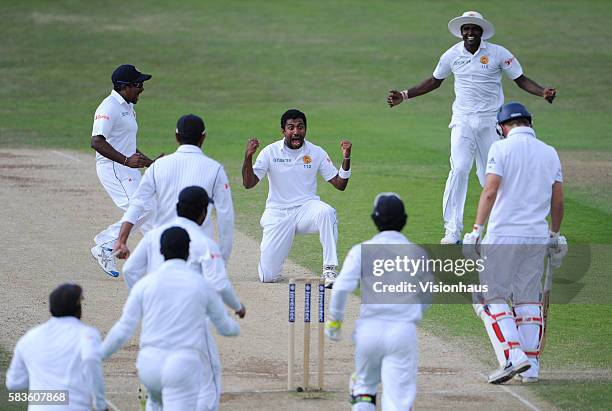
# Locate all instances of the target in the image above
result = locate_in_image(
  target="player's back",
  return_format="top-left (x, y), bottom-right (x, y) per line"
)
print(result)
top-left (488, 127), bottom-right (562, 237)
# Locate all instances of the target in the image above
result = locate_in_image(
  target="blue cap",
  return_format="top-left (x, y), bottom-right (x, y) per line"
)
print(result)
top-left (111, 64), bottom-right (152, 85)
top-left (176, 114), bottom-right (206, 138)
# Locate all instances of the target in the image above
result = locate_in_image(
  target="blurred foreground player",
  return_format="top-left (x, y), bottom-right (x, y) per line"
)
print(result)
top-left (6, 284), bottom-right (108, 410)
top-left (325, 193), bottom-right (430, 411)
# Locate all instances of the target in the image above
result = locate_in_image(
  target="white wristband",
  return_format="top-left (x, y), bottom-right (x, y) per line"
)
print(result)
top-left (400, 90), bottom-right (410, 101)
top-left (338, 167), bottom-right (351, 179)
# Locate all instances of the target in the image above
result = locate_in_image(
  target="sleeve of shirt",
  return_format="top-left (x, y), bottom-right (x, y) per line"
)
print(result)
top-left (5, 341), bottom-right (29, 390)
top-left (553, 148), bottom-right (563, 182)
top-left (199, 242), bottom-right (242, 311)
top-left (101, 286), bottom-right (144, 359)
top-left (318, 148), bottom-right (339, 182)
top-left (123, 164), bottom-right (157, 224)
top-left (252, 146), bottom-right (269, 180)
top-left (433, 49), bottom-right (453, 80)
top-left (122, 233), bottom-right (150, 290)
top-left (204, 284), bottom-right (241, 337)
top-left (80, 328), bottom-right (107, 411)
top-left (92, 102), bottom-right (114, 138)
top-left (499, 46), bottom-right (523, 80)
top-left (329, 245), bottom-right (362, 321)
top-left (212, 166), bottom-right (234, 261)
top-left (485, 142), bottom-right (504, 177)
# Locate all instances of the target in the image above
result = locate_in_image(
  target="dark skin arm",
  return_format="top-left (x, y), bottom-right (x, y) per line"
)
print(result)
top-left (91, 135), bottom-right (148, 168)
top-left (327, 139), bottom-right (352, 191)
top-left (514, 75), bottom-right (556, 103)
top-left (242, 138), bottom-right (260, 189)
top-left (387, 76), bottom-right (444, 107)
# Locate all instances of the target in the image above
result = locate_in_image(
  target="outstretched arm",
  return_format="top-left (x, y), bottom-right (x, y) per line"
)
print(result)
top-left (514, 75), bottom-right (556, 103)
top-left (242, 138), bottom-right (260, 189)
top-left (387, 76), bottom-right (444, 107)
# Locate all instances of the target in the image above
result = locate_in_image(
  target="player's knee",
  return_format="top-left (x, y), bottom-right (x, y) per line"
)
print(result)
top-left (317, 203), bottom-right (336, 220)
top-left (451, 160), bottom-right (472, 176)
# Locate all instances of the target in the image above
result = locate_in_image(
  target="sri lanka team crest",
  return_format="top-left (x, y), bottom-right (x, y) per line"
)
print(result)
top-left (480, 56), bottom-right (489, 65)
top-left (303, 155), bottom-right (312, 164)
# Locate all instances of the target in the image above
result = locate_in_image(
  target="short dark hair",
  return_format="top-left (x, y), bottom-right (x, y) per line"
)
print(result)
top-left (371, 193), bottom-right (408, 232)
top-left (280, 109), bottom-right (307, 129)
top-left (176, 186), bottom-right (209, 222)
top-left (160, 226), bottom-right (190, 261)
top-left (501, 118), bottom-right (532, 128)
top-left (49, 283), bottom-right (83, 318)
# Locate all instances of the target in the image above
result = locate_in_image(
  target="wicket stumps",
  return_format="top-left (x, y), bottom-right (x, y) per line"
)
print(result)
top-left (288, 277), bottom-right (325, 391)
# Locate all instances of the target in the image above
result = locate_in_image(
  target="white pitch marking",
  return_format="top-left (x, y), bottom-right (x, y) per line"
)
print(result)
top-left (51, 150), bottom-right (82, 162)
top-left (475, 372), bottom-right (540, 411)
top-left (106, 398), bottom-right (121, 411)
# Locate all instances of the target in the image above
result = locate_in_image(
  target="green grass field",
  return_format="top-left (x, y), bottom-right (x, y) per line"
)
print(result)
top-left (2, 0), bottom-right (611, 409)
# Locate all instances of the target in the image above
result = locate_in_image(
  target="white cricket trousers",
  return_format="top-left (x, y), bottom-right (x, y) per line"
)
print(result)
top-left (95, 162), bottom-right (154, 247)
top-left (258, 200), bottom-right (338, 282)
top-left (442, 114), bottom-right (499, 236)
top-left (137, 347), bottom-right (216, 411)
top-left (351, 319), bottom-right (418, 411)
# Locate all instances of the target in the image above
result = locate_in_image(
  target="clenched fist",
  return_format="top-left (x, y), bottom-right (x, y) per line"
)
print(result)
top-left (245, 138), bottom-right (260, 157)
top-left (340, 139), bottom-right (352, 159)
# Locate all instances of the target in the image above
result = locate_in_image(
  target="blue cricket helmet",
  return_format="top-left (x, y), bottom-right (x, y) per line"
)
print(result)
top-left (497, 102), bottom-right (532, 124)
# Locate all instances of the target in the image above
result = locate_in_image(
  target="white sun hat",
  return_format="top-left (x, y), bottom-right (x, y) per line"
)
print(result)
top-left (448, 11), bottom-right (495, 40)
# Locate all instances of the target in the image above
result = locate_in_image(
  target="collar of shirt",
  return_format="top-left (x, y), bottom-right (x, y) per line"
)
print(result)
top-left (174, 216), bottom-right (201, 230)
top-left (371, 230), bottom-right (409, 242)
top-left (462, 40), bottom-right (488, 57)
top-left (176, 144), bottom-right (204, 155)
top-left (110, 89), bottom-right (130, 107)
top-left (49, 316), bottom-right (82, 325)
top-left (506, 126), bottom-right (536, 139)
top-left (159, 258), bottom-right (191, 271)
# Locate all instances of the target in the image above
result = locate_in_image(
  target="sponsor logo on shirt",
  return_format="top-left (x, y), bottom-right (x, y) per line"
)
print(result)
top-left (273, 158), bottom-right (292, 163)
top-left (95, 114), bottom-right (110, 120)
top-left (453, 58), bottom-right (470, 68)
top-left (488, 157), bottom-right (496, 165)
top-left (303, 155), bottom-right (312, 164)
top-left (480, 56), bottom-right (489, 65)
top-left (504, 57), bottom-right (514, 66)
top-left (121, 111), bottom-right (131, 117)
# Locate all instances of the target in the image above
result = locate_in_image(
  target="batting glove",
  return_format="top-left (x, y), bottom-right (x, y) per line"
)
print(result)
top-left (462, 224), bottom-right (483, 260)
top-left (549, 234), bottom-right (568, 268)
top-left (325, 319), bottom-right (343, 342)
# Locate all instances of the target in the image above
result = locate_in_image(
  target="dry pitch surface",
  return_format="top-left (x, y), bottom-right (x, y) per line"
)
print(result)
top-left (0, 149), bottom-right (553, 410)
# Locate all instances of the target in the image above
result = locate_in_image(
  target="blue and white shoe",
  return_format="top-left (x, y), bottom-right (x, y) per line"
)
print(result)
top-left (440, 232), bottom-right (462, 245)
top-left (90, 245), bottom-right (119, 277)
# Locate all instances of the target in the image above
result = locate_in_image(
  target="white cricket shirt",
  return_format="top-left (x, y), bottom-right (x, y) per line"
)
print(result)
top-left (122, 216), bottom-right (242, 310)
top-left (486, 127), bottom-right (563, 237)
top-left (123, 144), bottom-right (235, 260)
top-left (102, 259), bottom-right (240, 358)
top-left (330, 231), bottom-right (430, 323)
top-left (91, 90), bottom-right (138, 164)
top-left (253, 139), bottom-right (338, 209)
top-left (6, 317), bottom-right (107, 411)
top-left (433, 41), bottom-right (523, 115)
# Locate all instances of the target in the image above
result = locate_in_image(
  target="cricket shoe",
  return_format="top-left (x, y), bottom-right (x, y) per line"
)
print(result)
top-left (90, 245), bottom-right (120, 278)
top-left (488, 360), bottom-right (531, 384)
top-left (440, 232), bottom-right (462, 245)
top-left (322, 265), bottom-right (338, 289)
